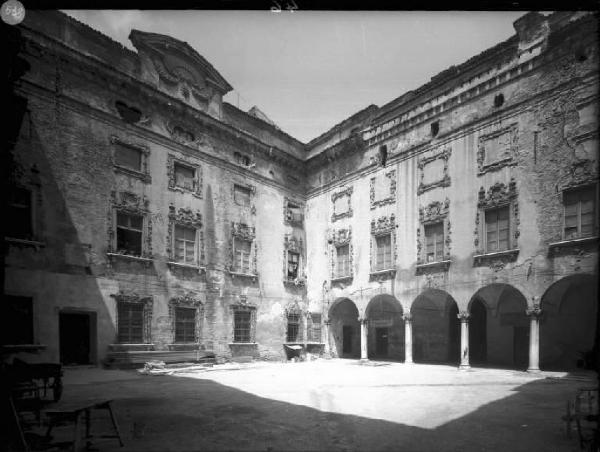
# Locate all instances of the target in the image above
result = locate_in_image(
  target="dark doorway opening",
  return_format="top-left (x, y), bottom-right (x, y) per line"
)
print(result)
top-left (469, 298), bottom-right (487, 364)
top-left (342, 326), bottom-right (353, 355)
top-left (59, 311), bottom-right (96, 365)
top-left (375, 328), bottom-right (389, 357)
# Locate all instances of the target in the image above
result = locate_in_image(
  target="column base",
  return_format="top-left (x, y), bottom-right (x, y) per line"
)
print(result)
top-left (404, 360), bottom-right (414, 365)
top-left (359, 358), bottom-right (370, 364)
top-left (458, 364), bottom-right (471, 371)
top-left (527, 367), bottom-right (541, 373)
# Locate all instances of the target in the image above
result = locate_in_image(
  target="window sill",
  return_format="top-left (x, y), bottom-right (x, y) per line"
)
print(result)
top-left (416, 260), bottom-right (451, 275)
top-left (548, 236), bottom-right (598, 257)
top-left (228, 342), bottom-right (257, 346)
top-left (114, 165), bottom-right (152, 183)
top-left (473, 249), bottom-right (519, 267)
top-left (167, 261), bottom-right (206, 272)
top-left (331, 275), bottom-right (353, 283)
top-left (369, 268), bottom-right (396, 281)
top-left (168, 185), bottom-right (202, 198)
top-left (229, 271), bottom-right (258, 282)
top-left (283, 278), bottom-right (306, 286)
top-left (107, 253), bottom-right (154, 266)
top-left (5, 237), bottom-right (46, 248)
top-left (1, 344), bottom-right (47, 353)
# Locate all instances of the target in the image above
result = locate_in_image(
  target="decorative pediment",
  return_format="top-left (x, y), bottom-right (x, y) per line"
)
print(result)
top-left (110, 291), bottom-right (153, 306)
top-left (561, 159), bottom-right (598, 191)
top-left (371, 214), bottom-right (396, 235)
top-left (169, 295), bottom-right (203, 308)
top-left (111, 191), bottom-right (149, 214)
top-left (231, 222), bottom-right (255, 241)
top-left (168, 205), bottom-right (202, 227)
top-left (419, 198), bottom-right (450, 223)
top-left (284, 234), bottom-right (303, 252)
top-left (284, 299), bottom-right (304, 315)
top-left (477, 179), bottom-right (517, 208)
top-left (331, 227), bottom-right (352, 246)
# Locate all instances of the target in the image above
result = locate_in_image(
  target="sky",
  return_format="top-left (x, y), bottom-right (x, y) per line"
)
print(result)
top-left (63, 10), bottom-right (526, 143)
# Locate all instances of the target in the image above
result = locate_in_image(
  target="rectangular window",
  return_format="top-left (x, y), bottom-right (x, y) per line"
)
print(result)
top-left (286, 202), bottom-right (302, 224)
top-left (485, 206), bottom-right (510, 252)
top-left (375, 234), bottom-right (392, 270)
top-left (564, 186), bottom-right (596, 239)
top-left (233, 310), bottom-right (251, 343)
top-left (118, 302), bottom-right (144, 343)
top-left (308, 313), bottom-right (322, 342)
top-left (7, 187), bottom-right (33, 240)
top-left (116, 212), bottom-right (143, 256)
top-left (1, 296), bottom-right (34, 345)
top-left (174, 225), bottom-right (196, 264)
top-left (286, 313), bottom-right (300, 342)
top-left (174, 307), bottom-right (196, 343)
top-left (234, 185), bottom-right (251, 206)
top-left (424, 222), bottom-right (444, 262)
top-left (115, 143), bottom-right (142, 171)
top-left (287, 251), bottom-right (299, 280)
top-left (336, 244), bottom-right (350, 277)
top-left (233, 238), bottom-right (252, 274)
top-left (174, 163), bottom-right (195, 190)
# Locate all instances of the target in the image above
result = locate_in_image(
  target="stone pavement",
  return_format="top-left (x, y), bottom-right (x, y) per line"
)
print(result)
top-left (48, 360), bottom-right (594, 451)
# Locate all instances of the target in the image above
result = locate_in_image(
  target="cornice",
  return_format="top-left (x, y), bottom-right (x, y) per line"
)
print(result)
top-left (305, 72), bottom-right (598, 199)
top-left (18, 25), bottom-right (305, 173)
top-left (17, 80), bottom-right (306, 200)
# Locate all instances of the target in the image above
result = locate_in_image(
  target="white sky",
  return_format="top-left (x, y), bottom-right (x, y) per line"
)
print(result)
top-left (63, 10), bottom-right (526, 143)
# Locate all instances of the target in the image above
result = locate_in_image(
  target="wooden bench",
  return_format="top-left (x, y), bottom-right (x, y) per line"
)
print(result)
top-left (44, 399), bottom-right (123, 451)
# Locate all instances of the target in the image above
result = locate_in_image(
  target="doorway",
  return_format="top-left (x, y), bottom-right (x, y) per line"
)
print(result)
top-left (59, 311), bottom-right (96, 365)
top-left (342, 325), bottom-right (353, 355)
top-left (375, 328), bottom-right (388, 357)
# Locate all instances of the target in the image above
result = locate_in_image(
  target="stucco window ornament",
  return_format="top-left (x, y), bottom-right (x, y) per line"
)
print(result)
top-left (165, 121), bottom-right (206, 148)
top-left (473, 179), bottom-right (520, 269)
top-left (330, 227), bottom-right (353, 284)
top-left (110, 136), bottom-right (151, 183)
top-left (232, 183), bottom-right (256, 214)
top-left (107, 191), bottom-right (153, 263)
top-left (370, 169), bottom-right (397, 209)
top-left (229, 222), bottom-right (258, 281)
top-left (369, 214), bottom-right (397, 281)
top-left (283, 234), bottom-right (305, 286)
top-left (284, 299), bottom-right (305, 343)
top-left (284, 197), bottom-right (304, 226)
top-left (167, 154), bottom-right (203, 198)
top-left (477, 124), bottom-right (518, 175)
top-left (416, 198), bottom-right (452, 274)
top-left (331, 186), bottom-right (353, 222)
top-left (110, 291), bottom-right (154, 345)
top-left (166, 205), bottom-right (204, 269)
top-left (168, 295), bottom-right (204, 346)
top-left (417, 148), bottom-right (451, 195)
top-left (229, 298), bottom-right (257, 344)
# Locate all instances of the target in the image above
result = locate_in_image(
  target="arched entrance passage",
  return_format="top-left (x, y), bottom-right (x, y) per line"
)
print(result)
top-left (365, 295), bottom-right (404, 361)
top-left (469, 284), bottom-right (528, 369)
top-left (412, 290), bottom-right (460, 364)
top-left (540, 274), bottom-right (598, 371)
top-left (328, 298), bottom-right (360, 359)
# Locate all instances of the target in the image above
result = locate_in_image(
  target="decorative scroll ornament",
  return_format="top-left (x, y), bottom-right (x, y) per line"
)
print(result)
top-left (371, 214), bottom-right (396, 235)
top-left (457, 311), bottom-right (470, 321)
top-left (526, 301), bottom-right (542, 318)
top-left (284, 234), bottom-right (303, 253)
top-left (231, 222), bottom-right (256, 241)
top-left (168, 205), bottom-right (202, 227)
top-left (477, 178), bottom-right (518, 209)
top-left (331, 227), bottom-right (352, 246)
top-left (419, 198), bottom-right (450, 223)
top-left (561, 159), bottom-right (598, 191)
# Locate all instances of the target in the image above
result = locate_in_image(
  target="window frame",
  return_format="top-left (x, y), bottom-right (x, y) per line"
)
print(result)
top-left (335, 244), bottom-right (351, 278)
top-left (173, 224), bottom-right (198, 265)
top-left (233, 183), bottom-right (254, 207)
top-left (1, 295), bottom-right (35, 345)
top-left (174, 306), bottom-right (197, 344)
top-left (115, 211), bottom-right (145, 257)
top-left (424, 221), bottom-right (445, 263)
top-left (307, 313), bottom-right (322, 343)
top-left (231, 305), bottom-right (256, 344)
top-left (112, 293), bottom-right (153, 345)
top-left (286, 312), bottom-right (301, 343)
top-left (111, 136), bottom-right (151, 183)
top-left (6, 186), bottom-right (35, 241)
top-left (562, 185), bottom-right (597, 240)
top-left (167, 155), bottom-right (202, 198)
top-left (483, 205), bottom-right (511, 253)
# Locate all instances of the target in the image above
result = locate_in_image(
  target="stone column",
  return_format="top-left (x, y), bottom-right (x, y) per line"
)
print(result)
top-left (526, 300), bottom-right (542, 373)
top-left (323, 319), bottom-right (331, 357)
top-left (360, 317), bottom-right (368, 361)
top-left (458, 311), bottom-right (471, 370)
top-left (403, 312), bottom-right (413, 364)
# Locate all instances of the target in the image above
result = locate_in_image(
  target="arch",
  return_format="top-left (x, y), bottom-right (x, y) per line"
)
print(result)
top-left (411, 289), bottom-right (460, 365)
top-left (468, 284), bottom-right (528, 369)
top-left (540, 274), bottom-right (598, 371)
top-left (365, 294), bottom-right (404, 361)
top-left (328, 298), bottom-right (360, 359)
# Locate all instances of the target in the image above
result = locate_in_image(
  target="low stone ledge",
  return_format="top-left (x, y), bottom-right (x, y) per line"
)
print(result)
top-left (473, 249), bottom-right (519, 267)
top-left (416, 260), bottom-right (451, 275)
top-left (548, 236), bottom-right (598, 257)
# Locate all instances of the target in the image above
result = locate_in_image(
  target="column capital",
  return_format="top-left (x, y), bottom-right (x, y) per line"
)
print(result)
top-left (358, 316), bottom-right (368, 324)
top-left (457, 311), bottom-right (470, 321)
top-left (526, 303), bottom-right (542, 317)
top-left (403, 312), bottom-right (413, 322)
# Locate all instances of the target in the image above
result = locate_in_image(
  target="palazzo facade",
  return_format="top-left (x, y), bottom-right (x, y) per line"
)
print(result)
top-left (3, 11), bottom-right (598, 371)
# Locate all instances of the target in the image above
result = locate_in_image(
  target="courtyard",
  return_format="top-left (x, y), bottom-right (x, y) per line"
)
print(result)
top-left (43, 359), bottom-right (593, 451)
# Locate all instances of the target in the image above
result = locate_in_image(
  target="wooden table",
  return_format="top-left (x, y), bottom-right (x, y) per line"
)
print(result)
top-left (44, 399), bottom-right (123, 451)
